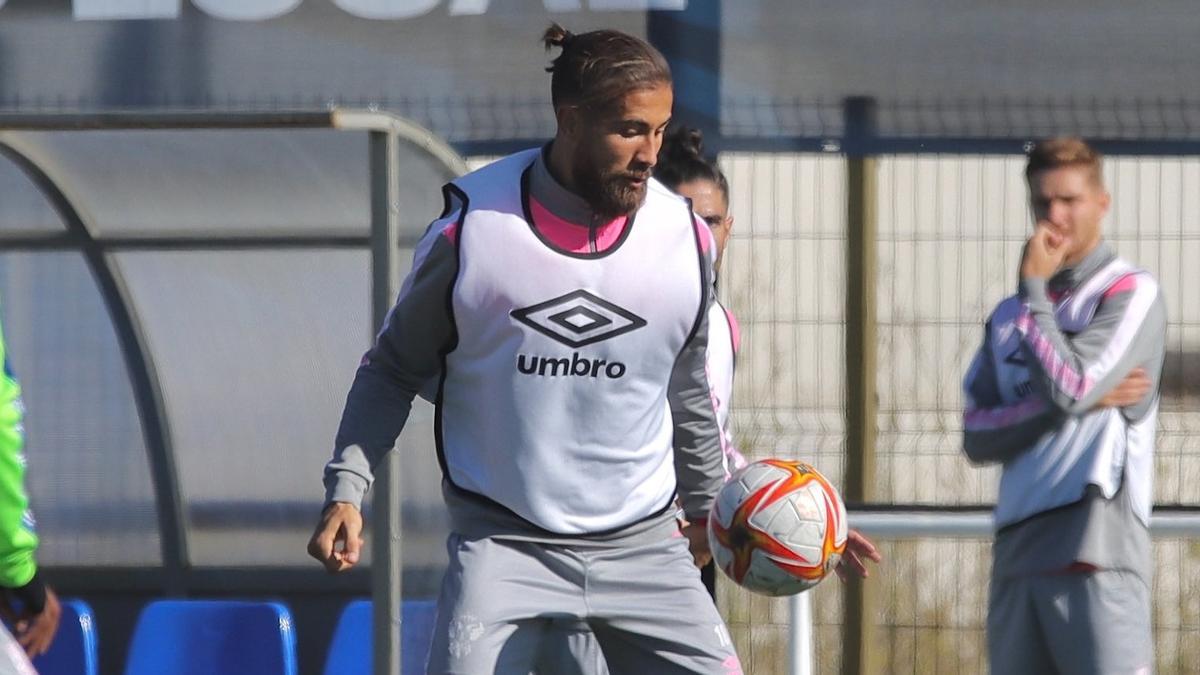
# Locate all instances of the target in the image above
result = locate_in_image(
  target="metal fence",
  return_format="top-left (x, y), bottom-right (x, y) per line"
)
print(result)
top-left (695, 121), bottom-right (1200, 672)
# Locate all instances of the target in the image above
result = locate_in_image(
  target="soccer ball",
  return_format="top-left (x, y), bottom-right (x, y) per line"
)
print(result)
top-left (708, 459), bottom-right (848, 596)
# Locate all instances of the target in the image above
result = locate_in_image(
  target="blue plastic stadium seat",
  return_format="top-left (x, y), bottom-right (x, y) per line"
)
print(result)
top-left (124, 600), bottom-right (298, 675)
top-left (323, 599), bottom-right (437, 675)
top-left (31, 598), bottom-right (99, 675)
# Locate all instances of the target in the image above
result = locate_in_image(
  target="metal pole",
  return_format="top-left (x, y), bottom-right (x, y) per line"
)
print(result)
top-left (788, 591), bottom-right (814, 675)
top-left (647, 0), bottom-right (722, 143)
top-left (842, 96), bottom-right (881, 675)
top-left (845, 509), bottom-right (1200, 539)
top-left (369, 129), bottom-right (403, 675)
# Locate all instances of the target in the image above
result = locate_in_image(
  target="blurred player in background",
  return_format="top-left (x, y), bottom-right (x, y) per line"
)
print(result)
top-left (310, 24), bottom-right (742, 674)
top-left (654, 126), bottom-right (881, 591)
top-left (963, 137), bottom-right (1164, 674)
top-left (656, 125), bottom-right (745, 597)
top-left (0, 305), bottom-right (60, 672)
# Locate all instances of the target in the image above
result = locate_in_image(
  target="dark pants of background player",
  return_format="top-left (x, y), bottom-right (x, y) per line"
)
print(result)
top-left (702, 561), bottom-right (716, 600)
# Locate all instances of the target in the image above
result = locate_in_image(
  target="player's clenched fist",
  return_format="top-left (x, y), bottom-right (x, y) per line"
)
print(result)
top-left (308, 502), bottom-right (364, 573)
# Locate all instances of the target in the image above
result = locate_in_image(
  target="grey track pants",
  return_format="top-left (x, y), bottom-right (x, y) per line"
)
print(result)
top-left (426, 530), bottom-right (742, 675)
top-left (988, 569), bottom-right (1152, 675)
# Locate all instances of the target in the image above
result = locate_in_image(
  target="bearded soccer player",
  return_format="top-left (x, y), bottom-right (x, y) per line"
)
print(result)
top-left (309, 24), bottom-right (742, 674)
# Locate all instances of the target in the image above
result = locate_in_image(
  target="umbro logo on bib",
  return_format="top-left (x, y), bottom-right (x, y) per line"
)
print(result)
top-left (511, 290), bottom-right (647, 348)
top-left (511, 290), bottom-right (646, 380)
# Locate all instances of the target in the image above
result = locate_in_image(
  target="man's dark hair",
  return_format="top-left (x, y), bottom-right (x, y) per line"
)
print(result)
top-left (542, 23), bottom-right (671, 114)
top-left (655, 127), bottom-right (729, 201)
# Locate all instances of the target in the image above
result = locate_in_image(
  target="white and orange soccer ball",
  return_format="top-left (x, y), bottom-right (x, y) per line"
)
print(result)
top-left (708, 459), bottom-right (848, 596)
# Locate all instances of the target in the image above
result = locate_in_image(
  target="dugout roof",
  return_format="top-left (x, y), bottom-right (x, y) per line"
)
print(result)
top-left (0, 112), bottom-right (464, 594)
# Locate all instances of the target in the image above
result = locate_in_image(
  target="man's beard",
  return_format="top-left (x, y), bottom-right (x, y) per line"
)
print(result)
top-left (572, 156), bottom-right (649, 220)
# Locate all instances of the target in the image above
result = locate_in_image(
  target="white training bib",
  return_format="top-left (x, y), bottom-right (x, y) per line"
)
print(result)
top-left (990, 258), bottom-right (1156, 528)
top-left (437, 150), bottom-right (707, 534)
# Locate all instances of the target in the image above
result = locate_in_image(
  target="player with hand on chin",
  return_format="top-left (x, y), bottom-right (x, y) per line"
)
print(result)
top-left (963, 137), bottom-right (1164, 675)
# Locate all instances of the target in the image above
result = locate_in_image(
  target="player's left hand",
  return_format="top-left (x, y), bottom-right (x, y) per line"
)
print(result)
top-left (679, 520), bottom-right (712, 568)
top-left (1020, 223), bottom-right (1071, 281)
top-left (835, 529), bottom-right (882, 581)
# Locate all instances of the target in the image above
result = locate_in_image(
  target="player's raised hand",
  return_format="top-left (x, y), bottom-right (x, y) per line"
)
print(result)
top-left (835, 529), bottom-right (882, 581)
top-left (308, 502), bottom-right (364, 573)
top-left (1021, 223), bottom-right (1071, 281)
top-left (1094, 368), bottom-right (1152, 410)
